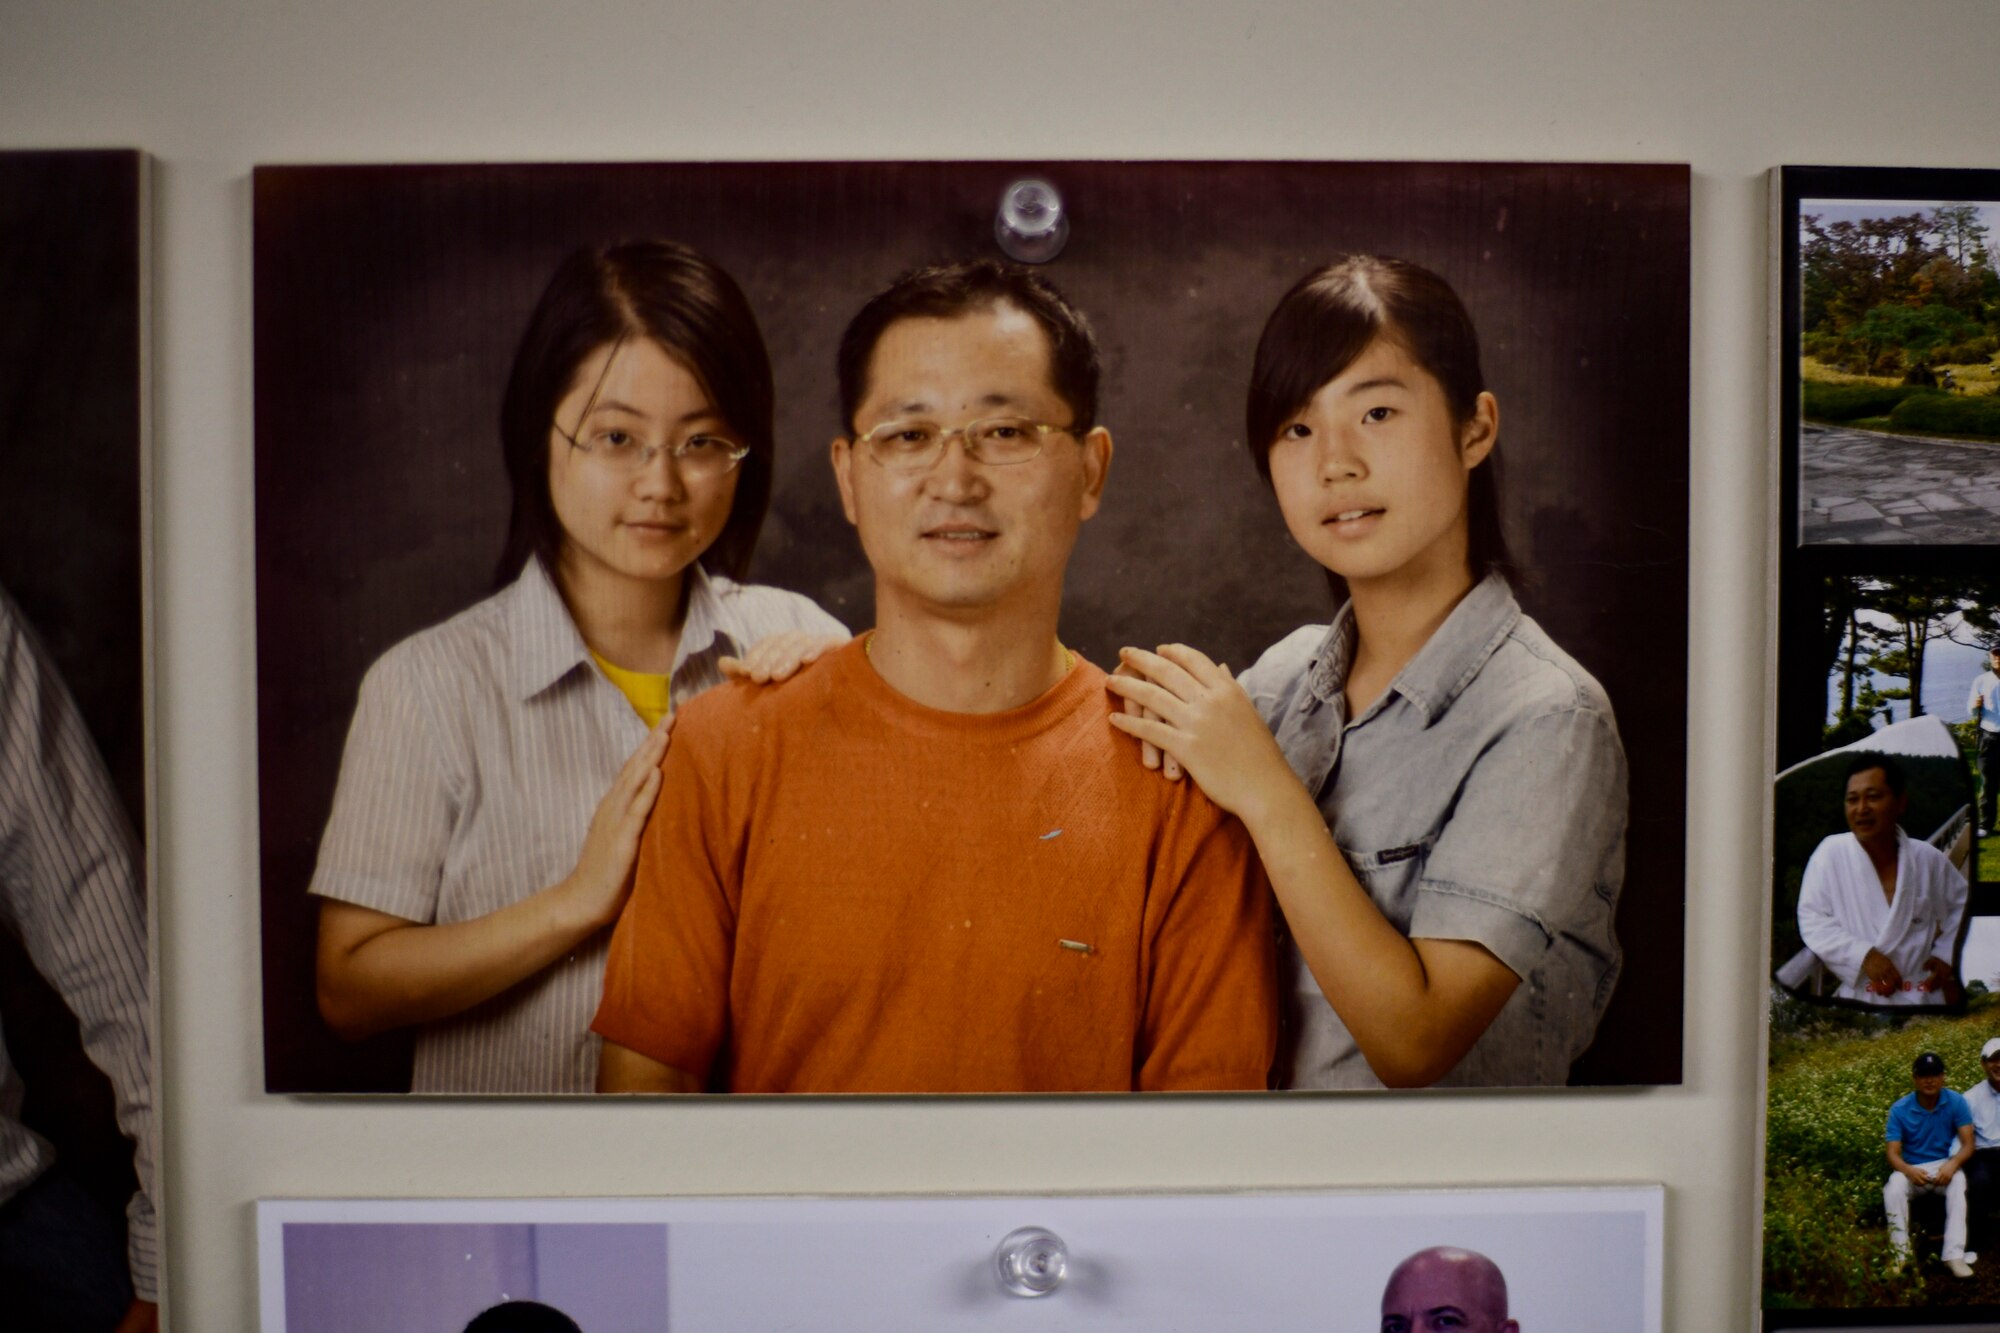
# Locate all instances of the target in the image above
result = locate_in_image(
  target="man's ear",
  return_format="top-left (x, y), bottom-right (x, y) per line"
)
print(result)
top-left (1460, 391), bottom-right (1499, 470)
top-left (830, 437), bottom-right (860, 526)
top-left (1077, 426), bottom-right (1113, 521)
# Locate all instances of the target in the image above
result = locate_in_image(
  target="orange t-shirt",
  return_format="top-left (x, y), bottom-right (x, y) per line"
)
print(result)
top-left (592, 639), bottom-right (1277, 1093)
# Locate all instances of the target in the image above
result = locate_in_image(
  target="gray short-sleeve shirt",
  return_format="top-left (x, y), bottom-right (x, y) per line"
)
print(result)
top-left (1238, 573), bottom-right (1628, 1089)
top-left (309, 558), bottom-right (846, 1092)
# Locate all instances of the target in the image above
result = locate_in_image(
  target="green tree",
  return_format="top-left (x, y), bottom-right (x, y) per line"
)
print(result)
top-left (1820, 574), bottom-right (1877, 745)
top-left (1800, 212), bottom-right (1939, 335)
top-left (1846, 301), bottom-right (1980, 373)
top-left (1825, 576), bottom-right (2000, 736)
top-left (1928, 203), bottom-right (1992, 271)
top-left (1860, 575), bottom-right (1975, 717)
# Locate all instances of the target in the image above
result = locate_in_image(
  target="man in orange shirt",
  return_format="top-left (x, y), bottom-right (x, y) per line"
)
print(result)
top-left (593, 260), bottom-right (1276, 1093)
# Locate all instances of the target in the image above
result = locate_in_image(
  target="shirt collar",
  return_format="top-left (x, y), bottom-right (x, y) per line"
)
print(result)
top-left (1305, 571), bottom-right (1522, 726)
top-left (504, 557), bottom-right (741, 702)
top-left (505, 557), bottom-right (595, 702)
top-left (676, 562), bottom-right (735, 668)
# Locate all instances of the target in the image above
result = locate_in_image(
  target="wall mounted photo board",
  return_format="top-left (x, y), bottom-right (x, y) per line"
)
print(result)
top-left (1766, 165), bottom-right (2000, 1325)
top-left (254, 159), bottom-right (1689, 1096)
top-left (258, 1186), bottom-right (1664, 1331)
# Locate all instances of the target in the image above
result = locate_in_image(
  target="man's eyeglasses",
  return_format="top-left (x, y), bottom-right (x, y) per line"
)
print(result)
top-left (854, 417), bottom-right (1073, 473)
top-left (555, 331), bottom-right (750, 481)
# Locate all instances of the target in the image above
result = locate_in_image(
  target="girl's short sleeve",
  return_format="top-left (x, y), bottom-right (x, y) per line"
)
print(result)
top-left (1410, 702), bottom-right (1628, 983)
top-left (307, 644), bottom-right (458, 924)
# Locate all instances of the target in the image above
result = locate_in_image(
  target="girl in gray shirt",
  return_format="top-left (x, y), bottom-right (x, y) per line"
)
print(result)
top-left (1109, 256), bottom-right (1626, 1088)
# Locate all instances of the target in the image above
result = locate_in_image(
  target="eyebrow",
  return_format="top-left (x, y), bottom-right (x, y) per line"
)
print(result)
top-left (584, 399), bottom-right (725, 427)
top-left (1342, 376), bottom-right (1409, 395)
top-left (885, 391), bottom-right (1021, 417)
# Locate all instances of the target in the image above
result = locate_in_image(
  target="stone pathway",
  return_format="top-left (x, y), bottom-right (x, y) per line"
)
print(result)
top-left (1801, 423), bottom-right (2000, 544)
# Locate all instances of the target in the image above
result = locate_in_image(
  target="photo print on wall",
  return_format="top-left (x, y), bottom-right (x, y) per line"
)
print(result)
top-left (1767, 165), bottom-right (2000, 1326)
top-left (258, 1188), bottom-right (1664, 1332)
top-left (254, 160), bottom-right (1689, 1096)
top-left (0, 148), bottom-right (158, 1328)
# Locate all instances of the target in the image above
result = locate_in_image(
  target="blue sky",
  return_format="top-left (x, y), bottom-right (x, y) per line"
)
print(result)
top-left (1801, 198), bottom-right (2000, 249)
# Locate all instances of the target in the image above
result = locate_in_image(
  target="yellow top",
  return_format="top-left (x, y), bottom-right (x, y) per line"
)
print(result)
top-left (593, 652), bottom-right (672, 727)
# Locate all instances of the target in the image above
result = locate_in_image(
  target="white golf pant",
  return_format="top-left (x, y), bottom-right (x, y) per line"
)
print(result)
top-left (1885, 1162), bottom-right (1969, 1260)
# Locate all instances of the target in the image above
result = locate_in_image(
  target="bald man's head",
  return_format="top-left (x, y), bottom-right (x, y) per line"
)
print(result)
top-left (1380, 1246), bottom-right (1519, 1333)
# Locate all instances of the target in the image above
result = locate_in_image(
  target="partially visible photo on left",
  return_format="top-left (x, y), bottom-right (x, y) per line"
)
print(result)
top-left (0, 149), bottom-right (158, 1332)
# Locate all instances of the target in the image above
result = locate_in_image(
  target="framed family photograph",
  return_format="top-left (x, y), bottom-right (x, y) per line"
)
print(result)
top-left (253, 159), bottom-right (1689, 1096)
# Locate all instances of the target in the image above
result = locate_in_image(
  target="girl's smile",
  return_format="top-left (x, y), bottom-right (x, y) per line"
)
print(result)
top-left (1265, 336), bottom-right (1495, 596)
top-left (547, 336), bottom-right (740, 595)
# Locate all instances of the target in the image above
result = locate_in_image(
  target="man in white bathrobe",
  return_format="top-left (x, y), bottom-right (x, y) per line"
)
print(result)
top-left (1797, 753), bottom-right (1967, 1006)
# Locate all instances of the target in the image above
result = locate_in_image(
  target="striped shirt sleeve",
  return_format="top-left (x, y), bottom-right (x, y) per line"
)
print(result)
top-left (0, 588), bottom-right (156, 1300)
top-left (309, 639), bottom-right (457, 923)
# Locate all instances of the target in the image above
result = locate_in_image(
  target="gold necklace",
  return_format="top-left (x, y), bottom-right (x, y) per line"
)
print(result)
top-left (864, 631), bottom-right (1076, 672)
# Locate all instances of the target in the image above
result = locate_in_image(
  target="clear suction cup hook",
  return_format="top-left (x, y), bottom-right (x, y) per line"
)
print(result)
top-left (995, 1225), bottom-right (1068, 1297)
top-left (994, 178), bottom-right (1069, 264)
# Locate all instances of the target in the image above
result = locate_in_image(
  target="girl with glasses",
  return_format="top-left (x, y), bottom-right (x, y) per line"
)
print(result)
top-left (309, 241), bottom-right (844, 1092)
top-left (1108, 256), bottom-right (1628, 1088)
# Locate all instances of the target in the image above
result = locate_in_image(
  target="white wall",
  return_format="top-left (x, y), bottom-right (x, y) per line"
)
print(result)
top-left (12, 1), bottom-right (1990, 1327)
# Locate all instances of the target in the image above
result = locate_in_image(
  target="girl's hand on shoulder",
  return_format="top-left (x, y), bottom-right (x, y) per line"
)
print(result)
top-left (567, 713), bottom-right (672, 931)
top-left (1110, 659), bottom-right (1181, 781)
top-left (720, 631), bottom-right (845, 684)
top-left (1105, 644), bottom-right (1296, 821)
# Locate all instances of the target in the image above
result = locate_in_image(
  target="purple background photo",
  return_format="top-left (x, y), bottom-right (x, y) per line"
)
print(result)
top-left (281, 1221), bottom-right (668, 1333)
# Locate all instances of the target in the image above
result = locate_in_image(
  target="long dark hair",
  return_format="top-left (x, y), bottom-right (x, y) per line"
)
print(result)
top-left (1245, 255), bottom-right (1516, 598)
top-left (495, 239), bottom-right (774, 586)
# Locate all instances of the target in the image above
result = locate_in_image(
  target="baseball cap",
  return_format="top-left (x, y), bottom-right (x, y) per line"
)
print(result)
top-left (1982, 1039), bottom-right (2000, 1060)
top-left (1915, 1052), bottom-right (1947, 1076)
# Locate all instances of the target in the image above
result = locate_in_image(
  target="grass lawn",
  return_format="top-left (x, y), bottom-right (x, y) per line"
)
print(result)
top-left (1803, 357), bottom-right (1901, 388)
top-left (1802, 355), bottom-right (2000, 397)
top-left (1767, 997), bottom-right (2000, 1309)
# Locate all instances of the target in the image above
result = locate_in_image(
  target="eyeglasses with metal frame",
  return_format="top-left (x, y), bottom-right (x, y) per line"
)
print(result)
top-left (853, 416), bottom-right (1075, 473)
top-left (554, 331), bottom-right (751, 481)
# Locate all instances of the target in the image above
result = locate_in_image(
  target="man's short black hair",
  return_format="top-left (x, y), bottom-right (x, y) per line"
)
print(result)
top-left (835, 258), bottom-right (1100, 435)
top-left (1843, 751), bottom-right (1907, 797)
top-left (463, 1301), bottom-right (582, 1333)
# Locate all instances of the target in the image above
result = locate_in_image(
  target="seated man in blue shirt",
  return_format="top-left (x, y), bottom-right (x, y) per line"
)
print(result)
top-left (1886, 1050), bottom-right (1978, 1276)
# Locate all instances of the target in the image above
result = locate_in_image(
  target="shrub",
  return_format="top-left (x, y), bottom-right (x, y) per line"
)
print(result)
top-left (1938, 336), bottom-right (1999, 365)
top-left (1888, 392), bottom-right (2000, 439)
top-left (1801, 381), bottom-right (1934, 422)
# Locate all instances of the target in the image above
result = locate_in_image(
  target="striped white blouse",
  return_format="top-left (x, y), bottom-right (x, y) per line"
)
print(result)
top-left (309, 558), bottom-right (846, 1093)
top-left (0, 585), bottom-right (156, 1299)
